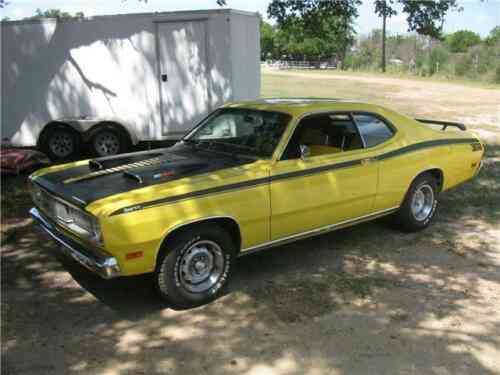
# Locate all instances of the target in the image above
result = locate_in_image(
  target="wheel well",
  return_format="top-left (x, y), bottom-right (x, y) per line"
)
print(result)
top-left (156, 217), bottom-right (242, 266)
top-left (87, 121), bottom-right (132, 144)
top-left (416, 168), bottom-right (444, 192)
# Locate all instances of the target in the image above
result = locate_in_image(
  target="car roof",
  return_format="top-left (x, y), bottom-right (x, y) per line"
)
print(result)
top-left (223, 98), bottom-right (383, 117)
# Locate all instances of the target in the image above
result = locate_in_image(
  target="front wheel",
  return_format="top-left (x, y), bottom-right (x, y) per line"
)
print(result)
top-left (394, 174), bottom-right (438, 232)
top-left (42, 126), bottom-right (81, 161)
top-left (154, 224), bottom-right (235, 309)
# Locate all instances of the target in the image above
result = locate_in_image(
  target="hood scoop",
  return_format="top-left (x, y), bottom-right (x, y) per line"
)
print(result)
top-left (88, 151), bottom-right (165, 170)
top-left (121, 162), bottom-right (210, 185)
top-left (64, 156), bottom-right (164, 184)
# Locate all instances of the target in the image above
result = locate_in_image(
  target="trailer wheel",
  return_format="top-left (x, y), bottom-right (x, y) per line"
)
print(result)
top-left (41, 125), bottom-right (81, 161)
top-left (90, 126), bottom-right (129, 157)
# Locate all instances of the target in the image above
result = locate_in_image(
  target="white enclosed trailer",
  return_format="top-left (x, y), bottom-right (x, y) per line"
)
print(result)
top-left (0, 9), bottom-right (260, 159)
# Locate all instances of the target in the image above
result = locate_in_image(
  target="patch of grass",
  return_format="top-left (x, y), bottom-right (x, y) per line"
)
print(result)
top-left (277, 68), bottom-right (500, 89)
top-left (325, 272), bottom-right (400, 298)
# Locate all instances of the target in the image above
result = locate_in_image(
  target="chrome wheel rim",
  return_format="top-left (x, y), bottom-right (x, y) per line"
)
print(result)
top-left (94, 131), bottom-right (120, 156)
top-left (178, 240), bottom-right (224, 293)
top-left (411, 184), bottom-right (434, 221)
top-left (49, 130), bottom-right (74, 158)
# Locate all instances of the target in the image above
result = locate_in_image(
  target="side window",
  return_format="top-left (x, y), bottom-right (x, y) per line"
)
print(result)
top-left (353, 114), bottom-right (394, 147)
top-left (281, 113), bottom-right (364, 160)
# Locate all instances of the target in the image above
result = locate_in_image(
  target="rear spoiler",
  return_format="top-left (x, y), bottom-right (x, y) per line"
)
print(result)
top-left (416, 118), bottom-right (467, 131)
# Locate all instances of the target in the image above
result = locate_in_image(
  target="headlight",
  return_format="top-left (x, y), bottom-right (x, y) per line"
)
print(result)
top-left (31, 183), bottom-right (103, 245)
top-left (62, 205), bottom-right (103, 245)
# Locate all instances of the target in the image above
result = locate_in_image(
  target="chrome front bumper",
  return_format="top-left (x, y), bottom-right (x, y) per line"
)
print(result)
top-left (30, 207), bottom-right (121, 279)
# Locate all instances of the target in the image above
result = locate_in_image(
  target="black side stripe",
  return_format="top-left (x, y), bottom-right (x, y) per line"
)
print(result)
top-left (377, 138), bottom-right (476, 160)
top-left (110, 138), bottom-right (478, 216)
top-left (111, 160), bottom-right (362, 216)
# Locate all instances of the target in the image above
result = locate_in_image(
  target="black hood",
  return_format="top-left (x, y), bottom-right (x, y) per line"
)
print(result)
top-left (33, 144), bottom-right (253, 209)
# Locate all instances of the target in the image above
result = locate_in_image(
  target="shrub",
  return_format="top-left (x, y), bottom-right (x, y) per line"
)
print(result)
top-left (429, 47), bottom-right (449, 75)
top-left (455, 55), bottom-right (474, 77)
top-left (495, 66), bottom-right (500, 84)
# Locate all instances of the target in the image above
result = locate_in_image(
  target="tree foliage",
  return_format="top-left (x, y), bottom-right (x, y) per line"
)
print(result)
top-left (485, 26), bottom-right (500, 47)
top-left (345, 25), bottom-right (500, 84)
top-left (25, 8), bottom-right (84, 20)
top-left (401, 0), bottom-right (459, 39)
top-left (445, 30), bottom-right (481, 53)
top-left (260, 19), bottom-right (276, 59)
top-left (267, 0), bottom-right (361, 63)
top-left (374, 0), bottom-right (397, 19)
top-left (374, 0), bottom-right (459, 39)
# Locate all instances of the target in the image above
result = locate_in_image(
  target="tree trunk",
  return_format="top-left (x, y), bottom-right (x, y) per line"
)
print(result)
top-left (382, 12), bottom-right (387, 72)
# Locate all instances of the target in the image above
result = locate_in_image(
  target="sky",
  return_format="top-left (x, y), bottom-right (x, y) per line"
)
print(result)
top-left (1, 0), bottom-right (499, 37)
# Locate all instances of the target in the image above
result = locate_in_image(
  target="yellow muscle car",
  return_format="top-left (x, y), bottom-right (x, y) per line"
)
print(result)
top-left (30, 99), bottom-right (484, 307)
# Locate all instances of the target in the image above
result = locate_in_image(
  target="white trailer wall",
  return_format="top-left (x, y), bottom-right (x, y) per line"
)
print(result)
top-left (1, 9), bottom-right (260, 147)
top-left (229, 13), bottom-right (260, 101)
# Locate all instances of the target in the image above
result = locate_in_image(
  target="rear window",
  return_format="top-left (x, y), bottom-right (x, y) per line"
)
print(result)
top-left (353, 114), bottom-right (394, 147)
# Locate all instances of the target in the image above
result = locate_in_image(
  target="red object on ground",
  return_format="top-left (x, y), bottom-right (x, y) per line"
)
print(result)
top-left (0, 148), bottom-right (50, 175)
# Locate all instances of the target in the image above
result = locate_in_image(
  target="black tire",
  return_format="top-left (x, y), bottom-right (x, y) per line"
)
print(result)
top-left (394, 173), bottom-right (439, 232)
top-left (40, 125), bottom-right (81, 162)
top-left (90, 126), bottom-right (130, 157)
top-left (154, 224), bottom-right (236, 309)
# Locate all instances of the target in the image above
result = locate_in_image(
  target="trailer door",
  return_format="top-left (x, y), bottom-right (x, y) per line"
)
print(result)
top-left (157, 20), bottom-right (210, 138)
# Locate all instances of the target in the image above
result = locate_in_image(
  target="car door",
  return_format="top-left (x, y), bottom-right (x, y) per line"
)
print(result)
top-left (351, 113), bottom-right (402, 212)
top-left (269, 112), bottom-right (379, 240)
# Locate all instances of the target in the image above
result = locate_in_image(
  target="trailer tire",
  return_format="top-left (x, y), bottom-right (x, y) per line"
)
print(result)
top-left (90, 125), bottom-right (130, 157)
top-left (40, 124), bottom-right (82, 162)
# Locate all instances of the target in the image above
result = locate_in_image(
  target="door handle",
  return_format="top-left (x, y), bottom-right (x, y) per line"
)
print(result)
top-left (161, 74), bottom-right (168, 82)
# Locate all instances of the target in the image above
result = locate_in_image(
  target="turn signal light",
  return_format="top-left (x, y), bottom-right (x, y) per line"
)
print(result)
top-left (126, 251), bottom-right (144, 260)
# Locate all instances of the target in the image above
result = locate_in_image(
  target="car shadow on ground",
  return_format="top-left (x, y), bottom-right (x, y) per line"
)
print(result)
top-left (2, 144), bottom-right (499, 374)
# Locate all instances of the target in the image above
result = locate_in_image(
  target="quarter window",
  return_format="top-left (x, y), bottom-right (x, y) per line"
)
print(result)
top-left (353, 114), bottom-right (394, 147)
top-left (281, 113), bottom-right (364, 160)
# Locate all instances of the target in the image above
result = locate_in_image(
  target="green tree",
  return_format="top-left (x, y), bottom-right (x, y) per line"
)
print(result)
top-left (374, 0), bottom-right (459, 73)
top-left (267, 0), bottom-right (360, 67)
top-left (445, 30), bottom-right (481, 52)
top-left (485, 26), bottom-right (500, 46)
top-left (261, 19), bottom-right (276, 60)
top-left (428, 46), bottom-right (449, 74)
top-left (400, 0), bottom-right (459, 39)
top-left (374, 0), bottom-right (397, 72)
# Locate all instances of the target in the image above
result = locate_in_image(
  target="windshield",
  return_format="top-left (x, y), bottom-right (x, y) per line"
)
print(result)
top-left (185, 108), bottom-right (291, 158)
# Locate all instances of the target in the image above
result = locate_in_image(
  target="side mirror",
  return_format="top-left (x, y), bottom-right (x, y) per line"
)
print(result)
top-left (300, 144), bottom-right (311, 160)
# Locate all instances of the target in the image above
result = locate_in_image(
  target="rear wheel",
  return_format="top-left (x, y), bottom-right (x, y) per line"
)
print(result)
top-left (154, 224), bottom-right (235, 309)
top-left (90, 126), bottom-right (129, 157)
top-left (394, 173), bottom-right (438, 232)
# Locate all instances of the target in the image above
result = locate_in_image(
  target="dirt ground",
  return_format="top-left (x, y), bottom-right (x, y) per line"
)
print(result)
top-left (2, 71), bottom-right (500, 374)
